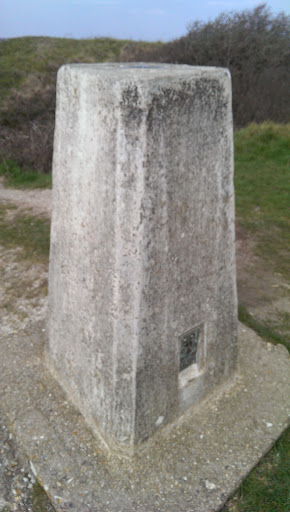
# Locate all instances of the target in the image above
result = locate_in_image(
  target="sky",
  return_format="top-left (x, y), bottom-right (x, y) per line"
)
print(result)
top-left (1, 0), bottom-right (289, 42)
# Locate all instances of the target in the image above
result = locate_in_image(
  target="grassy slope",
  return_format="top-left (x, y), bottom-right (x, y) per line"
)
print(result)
top-left (0, 36), bottom-right (125, 101)
top-left (0, 36), bottom-right (162, 175)
top-left (0, 36), bottom-right (160, 104)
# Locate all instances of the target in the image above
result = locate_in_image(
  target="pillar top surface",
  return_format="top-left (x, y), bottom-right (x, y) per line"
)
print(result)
top-left (58, 62), bottom-right (230, 81)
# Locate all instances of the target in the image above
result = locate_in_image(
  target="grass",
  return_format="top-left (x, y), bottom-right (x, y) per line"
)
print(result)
top-left (32, 482), bottom-right (56, 512)
top-left (0, 205), bottom-right (50, 263)
top-left (0, 36), bottom-right (124, 102)
top-left (234, 122), bottom-right (290, 278)
top-left (0, 479), bottom-right (55, 512)
top-left (238, 305), bottom-right (289, 352)
top-left (222, 427), bottom-right (290, 512)
top-left (0, 159), bottom-right (52, 188)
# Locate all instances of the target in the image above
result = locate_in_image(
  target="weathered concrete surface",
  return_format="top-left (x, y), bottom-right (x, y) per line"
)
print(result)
top-left (48, 63), bottom-right (237, 453)
top-left (0, 322), bottom-right (289, 512)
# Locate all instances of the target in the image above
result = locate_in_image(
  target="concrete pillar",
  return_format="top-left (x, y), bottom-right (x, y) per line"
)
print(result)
top-left (47, 63), bottom-right (238, 455)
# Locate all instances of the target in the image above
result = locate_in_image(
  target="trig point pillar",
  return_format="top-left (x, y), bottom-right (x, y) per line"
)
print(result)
top-left (47, 63), bottom-right (238, 455)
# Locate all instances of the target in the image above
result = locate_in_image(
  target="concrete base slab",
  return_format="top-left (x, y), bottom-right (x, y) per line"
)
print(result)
top-left (0, 322), bottom-right (289, 512)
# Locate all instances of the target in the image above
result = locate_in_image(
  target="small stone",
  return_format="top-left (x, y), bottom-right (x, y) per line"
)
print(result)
top-left (205, 480), bottom-right (216, 490)
top-left (155, 416), bottom-right (164, 426)
top-left (29, 462), bottom-right (37, 476)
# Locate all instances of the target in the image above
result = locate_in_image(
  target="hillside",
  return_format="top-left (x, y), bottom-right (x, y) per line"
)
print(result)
top-left (0, 36), bottom-right (160, 103)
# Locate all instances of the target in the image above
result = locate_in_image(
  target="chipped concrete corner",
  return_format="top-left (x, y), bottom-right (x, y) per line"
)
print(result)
top-left (47, 63), bottom-right (238, 454)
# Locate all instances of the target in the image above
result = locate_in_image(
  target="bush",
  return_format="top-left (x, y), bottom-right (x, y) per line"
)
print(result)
top-left (0, 82), bottom-right (55, 174)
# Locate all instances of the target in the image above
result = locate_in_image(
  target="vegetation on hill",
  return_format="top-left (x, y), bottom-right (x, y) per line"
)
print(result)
top-left (0, 36), bottom-right (134, 103)
top-left (0, 36), bottom-right (158, 174)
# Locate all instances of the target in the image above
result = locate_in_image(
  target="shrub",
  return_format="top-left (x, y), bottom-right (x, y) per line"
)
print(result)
top-left (0, 82), bottom-right (55, 174)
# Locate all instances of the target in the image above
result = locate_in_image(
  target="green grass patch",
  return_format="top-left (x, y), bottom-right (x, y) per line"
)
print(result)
top-left (0, 206), bottom-right (50, 263)
top-left (32, 481), bottom-right (55, 512)
top-left (238, 305), bottom-right (289, 352)
top-left (0, 159), bottom-right (52, 188)
top-left (234, 122), bottom-right (290, 278)
top-left (222, 427), bottom-right (290, 512)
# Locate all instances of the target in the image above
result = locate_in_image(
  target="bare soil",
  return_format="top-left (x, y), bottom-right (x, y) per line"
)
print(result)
top-left (236, 224), bottom-right (290, 341)
top-left (0, 179), bottom-right (51, 219)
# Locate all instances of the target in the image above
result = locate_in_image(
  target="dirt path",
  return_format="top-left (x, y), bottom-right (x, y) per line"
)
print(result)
top-left (0, 178), bottom-right (51, 218)
top-left (236, 224), bottom-right (290, 342)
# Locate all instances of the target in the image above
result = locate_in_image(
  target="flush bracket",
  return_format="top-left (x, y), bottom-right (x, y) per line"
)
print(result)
top-left (179, 323), bottom-right (205, 388)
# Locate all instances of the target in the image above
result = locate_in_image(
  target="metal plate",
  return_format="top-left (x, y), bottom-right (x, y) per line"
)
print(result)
top-left (179, 327), bottom-right (200, 372)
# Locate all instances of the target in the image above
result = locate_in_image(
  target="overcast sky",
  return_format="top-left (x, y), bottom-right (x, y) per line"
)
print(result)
top-left (1, 1), bottom-right (289, 41)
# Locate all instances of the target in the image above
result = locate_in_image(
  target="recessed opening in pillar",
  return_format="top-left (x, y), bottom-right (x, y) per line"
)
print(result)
top-left (179, 324), bottom-right (205, 387)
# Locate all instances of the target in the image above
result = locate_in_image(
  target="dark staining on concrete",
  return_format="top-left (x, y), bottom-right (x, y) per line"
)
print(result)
top-left (146, 78), bottom-right (226, 135)
top-left (120, 85), bottom-right (144, 129)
